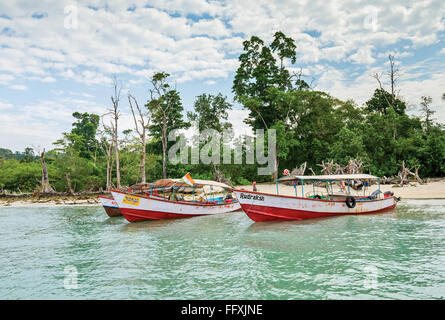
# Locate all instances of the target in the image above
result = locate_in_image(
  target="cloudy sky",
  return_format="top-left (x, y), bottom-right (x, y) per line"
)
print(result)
top-left (1, 0), bottom-right (444, 152)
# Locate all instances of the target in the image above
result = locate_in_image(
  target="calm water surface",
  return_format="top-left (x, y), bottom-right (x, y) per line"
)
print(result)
top-left (1, 200), bottom-right (445, 299)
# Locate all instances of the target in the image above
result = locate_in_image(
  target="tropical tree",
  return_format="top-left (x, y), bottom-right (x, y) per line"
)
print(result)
top-left (232, 31), bottom-right (309, 180)
top-left (187, 93), bottom-right (233, 180)
top-left (146, 72), bottom-right (190, 179)
top-left (419, 95), bottom-right (436, 133)
top-left (187, 93), bottom-right (232, 132)
top-left (70, 112), bottom-right (100, 159)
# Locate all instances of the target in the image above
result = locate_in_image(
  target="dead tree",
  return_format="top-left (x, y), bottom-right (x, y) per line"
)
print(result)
top-left (128, 93), bottom-right (150, 184)
top-left (346, 158), bottom-right (364, 174)
top-left (290, 162), bottom-right (307, 176)
top-left (397, 161), bottom-right (423, 186)
top-left (372, 55), bottom-right (401, 110)
top-left (65, 173), bottom-right (74, 195)
top-left (110, 77), bottom-right (122, 189)
top-left (39, 148), bottom-right (55, 193)
top-left (398, 160), bottom-right (423, 186)
top-left (317, 160), bottom-right (344, 175)
top-left (212, 163), bottom-right (232, 186)
top-left (411, 162), bottom-right (423, 184)
top-left (98, 117), bottom-right (114, 191)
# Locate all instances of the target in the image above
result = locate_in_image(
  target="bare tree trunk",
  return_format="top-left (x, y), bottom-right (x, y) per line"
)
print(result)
top-left (114, 116), bottom-right (121, 188)
top-left (106, 149), bottom-right (112, 190)
top-left (66, 172), bottom-right (74, 195)
top-left (273, 144), bottom-right (279, 181)
top-left (110, 77), bottom-right (122, 189)
top-left (40, 149), bottom-right (54, 193)
top-left (128, 94), bottom-right (150, 184)
top-left (109, 154), bottom-right (115, 189)
top-left (141, 135), bottom-right (146, 183)
top-left (106, 158), bottom-right (111, 190)
top-left (162, 117), bottom-right (168, 179)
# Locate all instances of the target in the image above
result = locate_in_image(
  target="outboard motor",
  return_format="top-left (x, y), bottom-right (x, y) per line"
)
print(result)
top-left (384, 191), bottom-right (394, 198)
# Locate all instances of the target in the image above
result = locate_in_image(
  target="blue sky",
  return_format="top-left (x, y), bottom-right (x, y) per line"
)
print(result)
top-left (0, 0), bottom-right (444, 152)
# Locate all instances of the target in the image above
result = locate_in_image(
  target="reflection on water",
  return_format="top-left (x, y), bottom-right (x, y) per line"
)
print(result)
top-left (0, 200), bottom-right (444, 299)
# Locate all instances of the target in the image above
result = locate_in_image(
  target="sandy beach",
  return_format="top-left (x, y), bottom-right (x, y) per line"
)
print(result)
top-left (0, 196), bottom-right (102, 207)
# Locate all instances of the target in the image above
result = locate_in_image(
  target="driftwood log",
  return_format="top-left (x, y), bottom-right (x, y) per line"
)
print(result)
top-left (316, 159), bottom-right (364, 175)
top-left (397, 160), bottom-right (423, 186)
top-left (213, 164), bottom-right (232, 187)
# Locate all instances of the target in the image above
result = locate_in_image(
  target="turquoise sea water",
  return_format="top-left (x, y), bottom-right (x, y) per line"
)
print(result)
top-left (1, 200), bottom-right (444, 299)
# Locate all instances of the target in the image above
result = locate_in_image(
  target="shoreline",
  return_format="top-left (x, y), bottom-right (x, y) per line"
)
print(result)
top-left (0, 194), bottom-right (103, 207)
top-left (1, 180), bottom-right (444, 207)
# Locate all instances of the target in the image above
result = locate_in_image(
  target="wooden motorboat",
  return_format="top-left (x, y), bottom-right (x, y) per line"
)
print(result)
top-left (111, 177), bottom-right (240, 222)
top-left (232, 174), bottom-right (399, 222)
top-left (97, 195), bottom-right (121, 217)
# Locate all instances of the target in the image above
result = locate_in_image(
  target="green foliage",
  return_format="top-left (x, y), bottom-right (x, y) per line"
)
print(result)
top-left (188, 93), bottom-right (232, 132)
top-left (146, 73), bottom-right (190, 139)
top-left (233, 32), bottom-right (308, 130)
top-left (366, 88), bottom-right (407, 115)
top-left (70, 112), bottom-right (100, 159)
top-left (1, 35), bottom-right (444, 192)
top-left (0, 159), bottom-right (42, 191)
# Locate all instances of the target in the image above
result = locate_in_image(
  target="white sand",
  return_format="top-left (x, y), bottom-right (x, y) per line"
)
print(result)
top-left (0, 198), bottom-right (101, 207)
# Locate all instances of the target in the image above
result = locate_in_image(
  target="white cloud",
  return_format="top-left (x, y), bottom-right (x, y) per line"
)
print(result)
top-left (0, 99), bottom-right (13, 110)
top-left (9, 84), bottom-right (27, 90)
top-left (1, 0), bottom-right (445, 150)
top-left (191, 19), bottom-right (231, 38)
top-left (0, 73), bottom-right (14, 84)
top-left (349, 45), bottom-right (376, 65)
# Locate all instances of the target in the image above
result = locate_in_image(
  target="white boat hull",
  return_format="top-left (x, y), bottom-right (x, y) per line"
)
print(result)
top-left (232, 189), bottom-right (397, 222)
top-left (111, 190), bottom-right (241, 222)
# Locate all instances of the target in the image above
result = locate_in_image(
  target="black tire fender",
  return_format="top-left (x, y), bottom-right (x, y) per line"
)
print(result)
top-left (345, 196), bottom-right (356, 208)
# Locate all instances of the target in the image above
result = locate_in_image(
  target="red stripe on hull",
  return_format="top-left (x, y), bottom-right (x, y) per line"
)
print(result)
top-left (103, 206), bottom-right (122, 217)
top-left (241, 203), bottom-right (397, 222)
top-left (120, 207), bottom-right (204, 222)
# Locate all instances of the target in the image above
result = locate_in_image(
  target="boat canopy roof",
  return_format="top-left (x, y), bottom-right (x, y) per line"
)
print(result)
top-left (279, 174), bottom-right (378, 182)
top-left (150, 178), bottom-right (232, 189)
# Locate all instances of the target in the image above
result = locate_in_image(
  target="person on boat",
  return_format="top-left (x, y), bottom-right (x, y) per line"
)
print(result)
top-left (169, 193), bottom-right (179, 201)
top-left (340, 181), bottom-right (346, 193)
top-left (176, 194), bottom-right (184, 201)
top-left (252, 181), bottom-right (257, 192)
top-left (225, 193), bottom-right (233, 202)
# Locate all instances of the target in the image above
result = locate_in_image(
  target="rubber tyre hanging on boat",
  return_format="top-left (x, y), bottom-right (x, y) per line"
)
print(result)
top-left (345, 196), bottom-right (356, 208)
